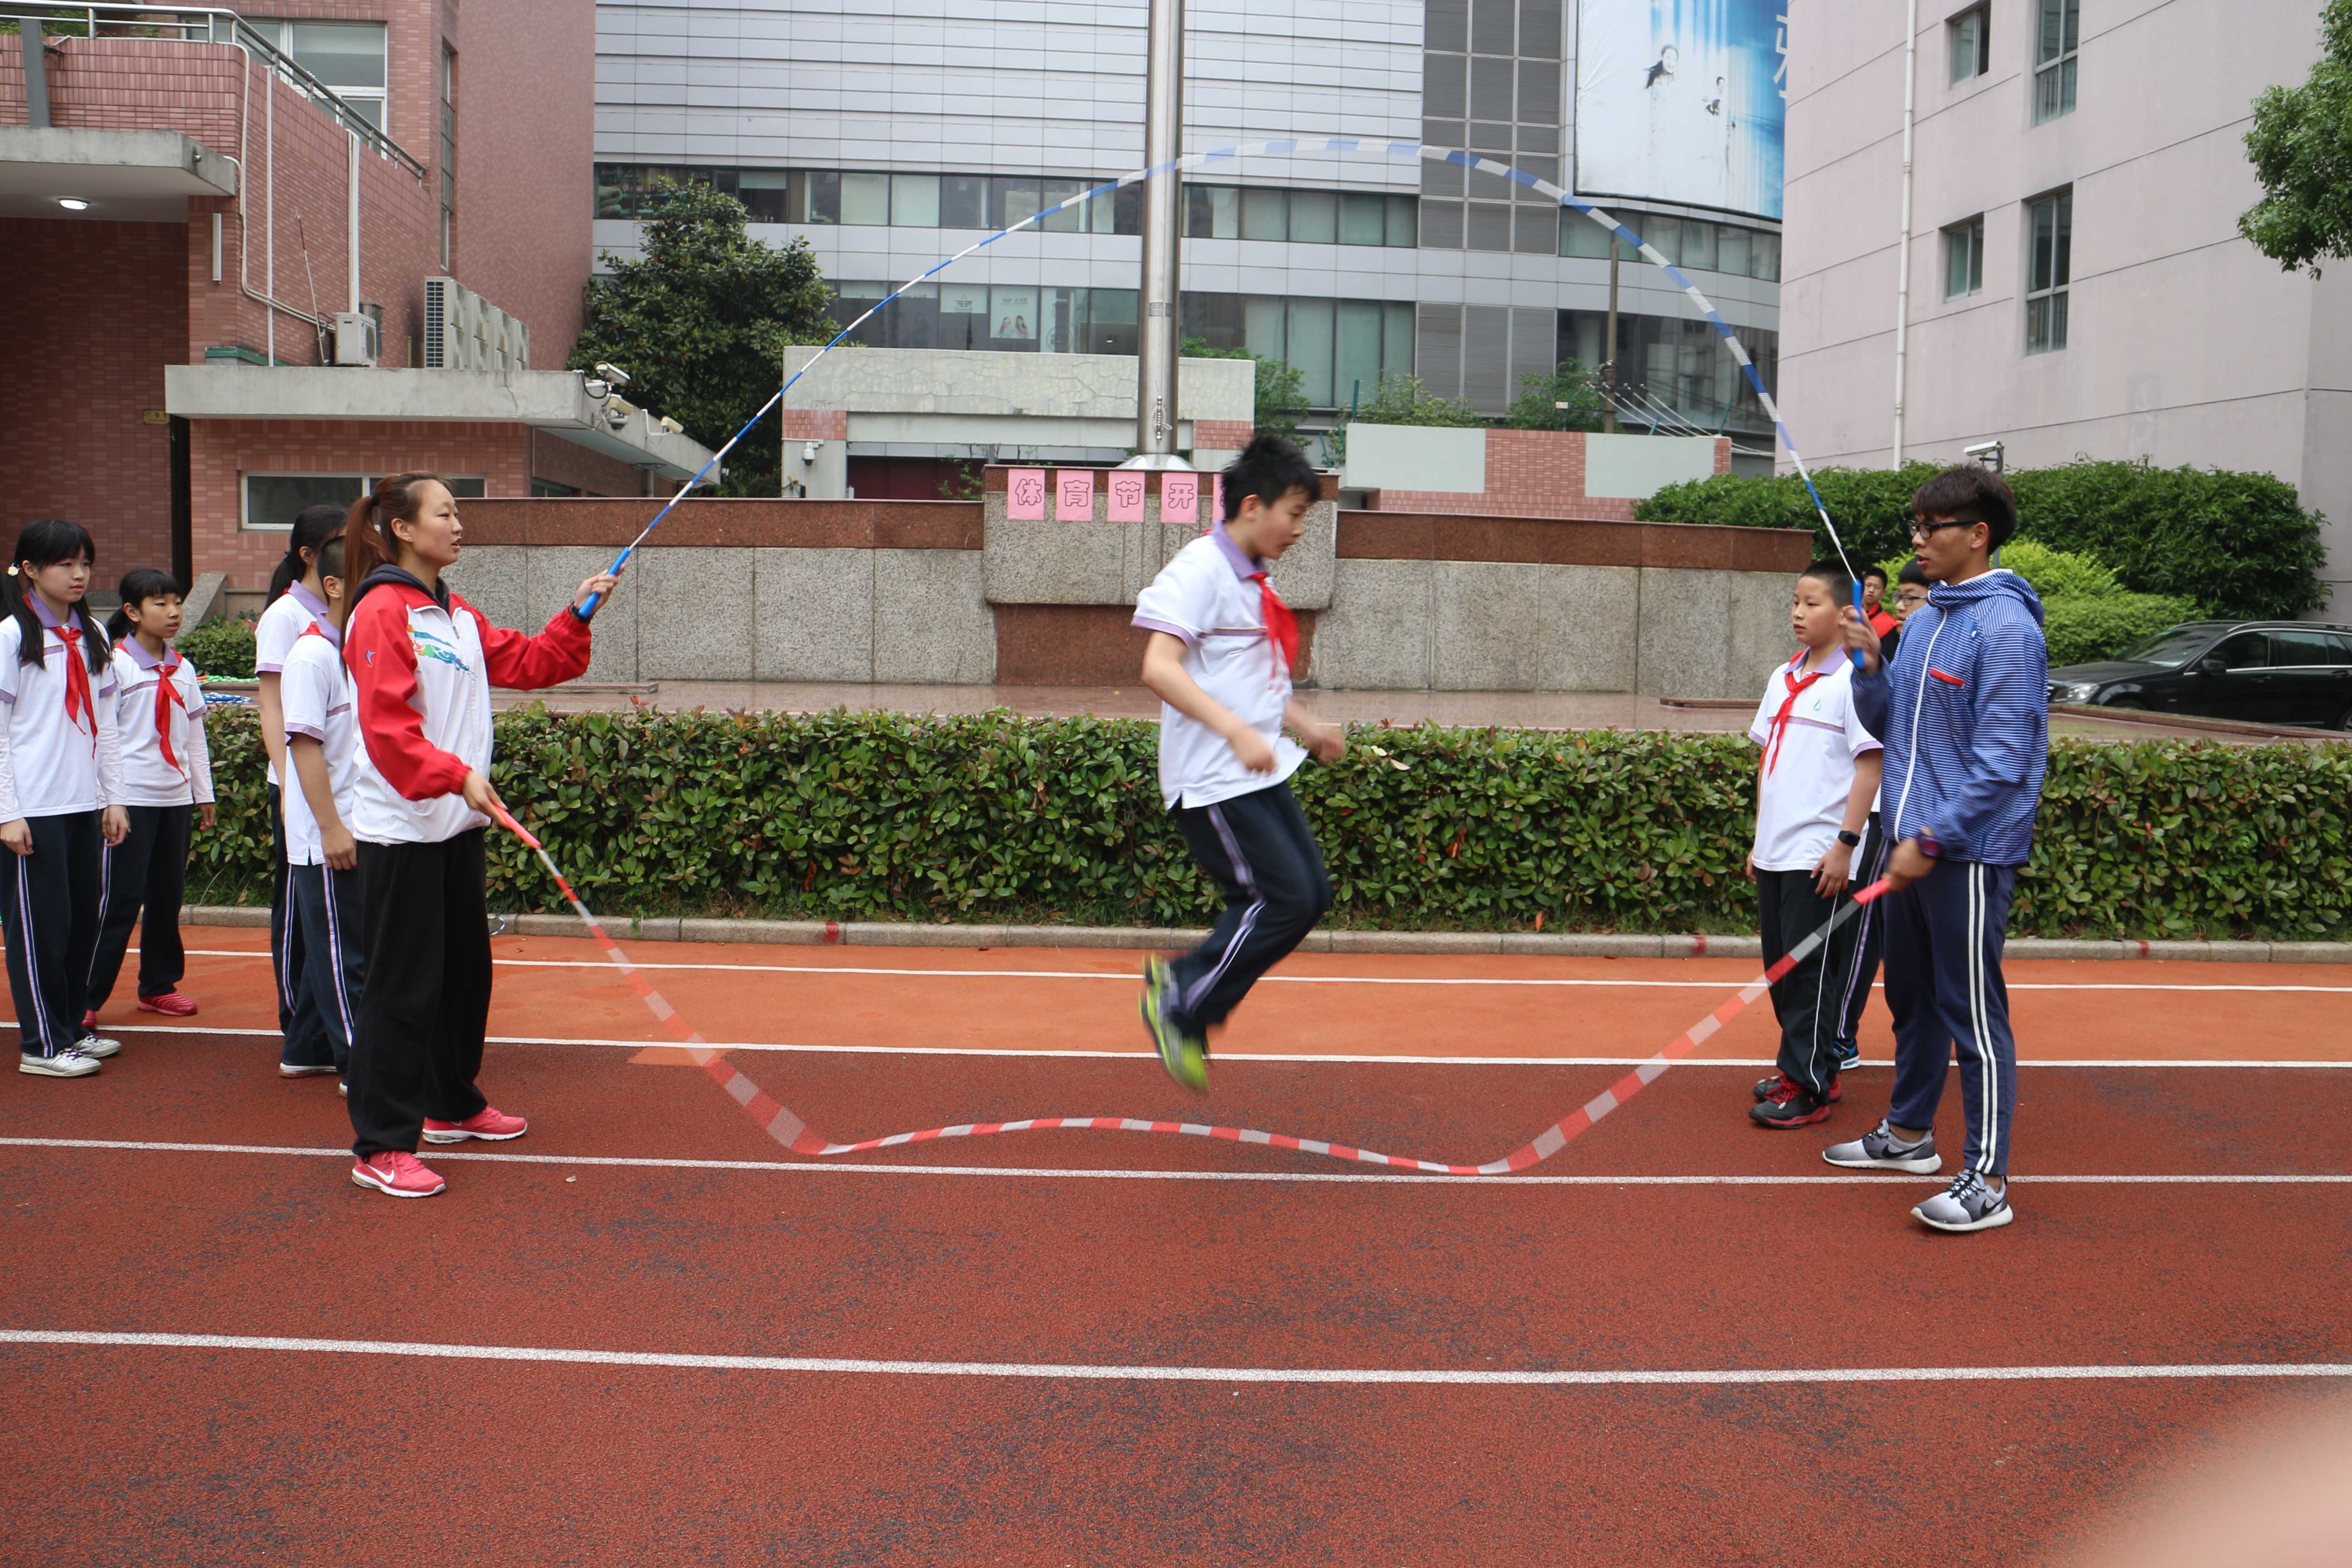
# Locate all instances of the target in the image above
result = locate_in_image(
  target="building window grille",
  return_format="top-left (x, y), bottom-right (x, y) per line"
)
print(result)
top-left (1943, 216), bottom-right (1984, 298)
top-left (1948, 5), bottom-right (1990, 84)
top-left (2025, 190), bottom-right (2071, 353)
top-left (2034, 0), bottom-right (2078, 122)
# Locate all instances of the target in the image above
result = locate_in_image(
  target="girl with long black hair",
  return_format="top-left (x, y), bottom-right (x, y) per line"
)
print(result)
top-left (256, 504), bottom-right (343, 1079)
top-left (0, 520), bottom-right (129, 1078)
top-left (338, 474), bottom-right (616, 1197)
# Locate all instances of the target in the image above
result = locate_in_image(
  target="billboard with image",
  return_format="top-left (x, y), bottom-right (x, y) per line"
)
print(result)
top-left (1573, 0), bottom-right (1786, 221)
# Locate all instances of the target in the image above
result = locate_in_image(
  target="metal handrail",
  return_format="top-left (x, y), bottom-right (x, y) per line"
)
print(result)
top-left (3, 2), bottom-right (426, 179)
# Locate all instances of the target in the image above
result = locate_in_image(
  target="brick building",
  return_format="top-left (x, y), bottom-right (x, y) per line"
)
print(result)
top-left (1, 2), bottom-right (710, 608)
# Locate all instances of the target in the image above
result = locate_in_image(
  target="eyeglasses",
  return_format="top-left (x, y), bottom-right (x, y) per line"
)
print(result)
top-left (1909, 518), bottom-right (1980, 543)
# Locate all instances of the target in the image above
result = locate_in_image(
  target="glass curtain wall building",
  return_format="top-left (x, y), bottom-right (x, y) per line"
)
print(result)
top-left (592, 0), bottom-right (1782, 453)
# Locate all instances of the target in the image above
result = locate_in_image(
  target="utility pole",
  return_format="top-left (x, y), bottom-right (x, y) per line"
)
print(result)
top-left (1121, 0), bottom-right (1191, 472)
top-left (1601, 241), bottom-right (1621, 435)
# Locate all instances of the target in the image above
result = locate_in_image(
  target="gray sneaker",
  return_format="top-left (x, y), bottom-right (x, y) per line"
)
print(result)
top-left (20, 1046), bottom-right (101, 1078)
top-left (1823, 1119), bottom-right (1940, 1174)
top-left (1912, 1170), bottom-right (2014, 1233)
top-left (75, 1033), bottom-right (122, 1059)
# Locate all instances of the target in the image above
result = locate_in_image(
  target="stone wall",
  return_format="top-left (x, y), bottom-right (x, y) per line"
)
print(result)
top-left (448, 494), bottom-right (1808, 696)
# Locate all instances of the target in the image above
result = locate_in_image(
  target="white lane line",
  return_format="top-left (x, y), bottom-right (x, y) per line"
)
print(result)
top-left (4, 1137), bottom-right (2346, 1186)
top-left (159, 949), bottom-right (2352, 994)
top-left (5, 1329), bottom-right (2347, 1387)
top-left (42, 1022), bottom-right (2352, 1068)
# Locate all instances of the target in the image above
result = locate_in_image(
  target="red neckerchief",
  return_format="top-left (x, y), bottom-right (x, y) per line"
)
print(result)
top-left (1762, 655), bottom-right (1828, 775)
top-left (1245, 571), bottom-right (1298, 682)
top-left (152, 647), bottom-right (186, 775)
top-left (54, 623), bottom-right (96, 752)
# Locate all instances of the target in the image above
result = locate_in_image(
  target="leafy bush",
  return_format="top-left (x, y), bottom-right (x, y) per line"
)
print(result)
top-left (1994, 541), bottom-right (2201, 666)
top-left (1640, 459), bottom-right (2328, 621)
top-left (178, 613), bottom-right (258, 680)
top-left (1181, 339), bottom-right (1310, 444)
top-left (1503, 363), bottom-right (1605, 431)
top-left (187, 707), bottom-right (2352, 941)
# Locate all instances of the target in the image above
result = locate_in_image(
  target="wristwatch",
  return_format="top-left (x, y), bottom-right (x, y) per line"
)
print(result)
top-left (1836, 830), bottom-right (1862, 848)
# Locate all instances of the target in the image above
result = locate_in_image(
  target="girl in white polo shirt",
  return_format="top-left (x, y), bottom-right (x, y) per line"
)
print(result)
top-left (255, 505), bottom-right (343, 1077)
top-left (279, 534), bottom-right (365, 1090)
top-left (85, 568), bottom-right (216, 1028)
top-left (337, 473), bottom-right (616, 1199)
top-left (0, 520), bottom-right (130, 1078)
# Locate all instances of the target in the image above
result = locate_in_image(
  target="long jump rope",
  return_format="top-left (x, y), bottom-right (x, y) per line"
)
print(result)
top-left (525, 137), bottom-right (1883, 1175)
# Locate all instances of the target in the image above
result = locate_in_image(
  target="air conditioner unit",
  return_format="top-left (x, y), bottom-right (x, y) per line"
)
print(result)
top-left (331, 311), bottom-right (378, 367)
top-left (421, 276), bottom-right (532, 374)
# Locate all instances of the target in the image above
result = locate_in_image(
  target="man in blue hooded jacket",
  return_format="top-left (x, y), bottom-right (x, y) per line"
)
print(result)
top-left (1828, 465), bottom-right (2048, 1233)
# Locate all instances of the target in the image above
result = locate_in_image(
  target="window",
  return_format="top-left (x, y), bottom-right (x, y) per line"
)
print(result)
top-left (248, 19), bottom-right (387, 127)
top-left (2210, 632), bottom-right (2268, 671)
top-left (438, 45), bottom-right (455, 267)
top-left (1341, 192), bottom-right (1387, 246)
top-left (1288, 190), bottom-right (1339, 245)
top-left (941, 176), bottom-right (986, 230)
top-left (2034, 0), bottom-right (2078, 122)
top-left (1241, 187), bottom-right (1287, 241)
top-left (2026, 190), bottom-right (2071, 353)
top-left (839, 172), bottom-right (889, 225)
top-left (243, 474), bottom-right (483, 530)
top-left (2269, 630), bottom-right (2352, 667)
top-left (890, 174), bottom-right (940, 228)
top-left (1943, 216), bottom-right (1984, 298)
top-left (1948, 5), bottom-right (1990, 84)
top-left (531, 478), bottom-right (581, 498)
top-left (1186, 184), bottom-right (1240, 239)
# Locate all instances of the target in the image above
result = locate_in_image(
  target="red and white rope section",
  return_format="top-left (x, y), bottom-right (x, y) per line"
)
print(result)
top-left (492, 807), bottom-right (1890, 1177)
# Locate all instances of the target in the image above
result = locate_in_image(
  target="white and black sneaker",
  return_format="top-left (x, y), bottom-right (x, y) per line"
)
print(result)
top-left (20, 1046), bottom-right (101, 1078)
top-left (1912, 1170), bottom-right (2014, 1233)
top-left (1823, 1119), bottom-right (1940, 1174)
top-left (75, 1033), bottom-right (122, 1060)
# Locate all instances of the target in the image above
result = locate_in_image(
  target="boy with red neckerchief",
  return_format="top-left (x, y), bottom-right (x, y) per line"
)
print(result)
top-left (1745, 561), bottom-right (1885, 1129)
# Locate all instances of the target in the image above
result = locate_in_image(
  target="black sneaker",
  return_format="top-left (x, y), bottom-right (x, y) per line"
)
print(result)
top-left (1912, 1170), bottom-right (2014, 1232)
top-left (1750, 1077), bottom-right (1834, 1128)
top-left (1823, 1120), bottom-right (1940, 1173)
top-left (1835, 1040), bottom-right (1862, 1071)
top-left (1754, 1071), bottom-right (1840, 1104)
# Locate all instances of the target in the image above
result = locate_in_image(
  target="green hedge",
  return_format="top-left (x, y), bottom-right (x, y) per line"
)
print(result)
top-left (180, 614), bottom-right (259, 680)
top-left (1639, 459), bottom-right (2329, 622)
top-left (187, 707), bottom-right (2352, 941)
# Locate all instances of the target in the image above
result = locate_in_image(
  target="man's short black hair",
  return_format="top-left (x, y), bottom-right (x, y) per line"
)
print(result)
top-left (1222, 433), bottom-right (1318, 522)
top-left (1798, 560), bottom-right (1852, 602)
top-left (1910, 464), bottom-right (2019, 548)
top-left (1861, 565), bottom-right (1889, 587)
top-left (1897, 561), bottom-right (1931, 587)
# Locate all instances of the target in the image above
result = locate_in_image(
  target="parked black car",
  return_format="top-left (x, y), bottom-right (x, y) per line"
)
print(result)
top-left (2048, 621), bottom-right (2352, 730)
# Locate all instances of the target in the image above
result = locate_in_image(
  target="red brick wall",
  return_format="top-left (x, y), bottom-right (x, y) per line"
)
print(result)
top-left (1192, 419), bottom-right (1255, 451)
top-left (1368, 431), bottom-right (1735, 520)
top-left (191, 419), bottom-right (534, 588)
top-left (528, 431), bottom-right (655, 498)
top-left (779, 410), bottom-right (850, 441)
top-left (451, 0), bottom-right (593, 366)
top-left (0, 219), bottom-right (186, 576)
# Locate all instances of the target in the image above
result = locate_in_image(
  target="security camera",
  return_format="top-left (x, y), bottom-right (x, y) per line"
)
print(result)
top-left (582, 377), bottom-right (610, 400)
top-left (594, 363), bottom-right (632, 388)
top-left (657, 415), bottom-right (685, 435)
top-left (801, 441), bottom-right (820, 464)
top-left (1963, 439), bottom-right (2005, 472)
top-left (604, 403), bottom-right (632, 431)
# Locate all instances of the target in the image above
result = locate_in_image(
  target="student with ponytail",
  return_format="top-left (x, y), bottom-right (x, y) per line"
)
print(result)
top-left (255, 504), bottom-right (344, 1078)
top-left (338, 474), bottom-right (617, 1198)
top-left (0, 521), bottom-right (130, 1078)
top-left (85, 568), bottom-right (215, 1026)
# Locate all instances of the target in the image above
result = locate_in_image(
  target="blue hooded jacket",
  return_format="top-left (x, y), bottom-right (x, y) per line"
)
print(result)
top-left (1853, 569), bottom-right (2049, 867)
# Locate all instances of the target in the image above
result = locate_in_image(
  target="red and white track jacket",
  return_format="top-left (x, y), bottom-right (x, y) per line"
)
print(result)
top-left (343, 567), bottom-right (592, 845)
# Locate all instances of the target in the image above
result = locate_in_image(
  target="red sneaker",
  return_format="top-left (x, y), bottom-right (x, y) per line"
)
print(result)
top-left (137, 991), bottom-right (199, 1017)
top-left (80, 1010), bottom-right (96, 1032)
top-left (421, 1105), bottom-right (528, 1144)
top-left (350, 1151), bottom-right (445, 1198)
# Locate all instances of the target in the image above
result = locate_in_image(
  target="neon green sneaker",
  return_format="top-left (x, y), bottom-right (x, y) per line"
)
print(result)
top-left (1140, 956), bottom-right (1208, 1093)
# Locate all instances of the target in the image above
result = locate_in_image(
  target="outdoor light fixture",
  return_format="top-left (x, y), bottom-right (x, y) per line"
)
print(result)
top-left (57, 198), bottom-right (89, 211)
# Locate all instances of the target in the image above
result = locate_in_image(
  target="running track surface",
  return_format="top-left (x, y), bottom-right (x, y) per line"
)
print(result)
top-left (3, 928), bottom-right (2347, 1564)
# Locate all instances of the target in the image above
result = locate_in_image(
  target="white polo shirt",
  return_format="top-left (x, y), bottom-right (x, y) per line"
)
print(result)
top-left (279, 624), bottom-right (359, 866)
top-left (1746, 652), bottom-right (1883, 872)
top-left (256, 583), bottom-right (335, 789)
top-left (1133, 525), bottom-right (1306, 809)
top-left (0, 606), bottom-right (123, 820)
top-left (109, 640), bottom-right (215, 808)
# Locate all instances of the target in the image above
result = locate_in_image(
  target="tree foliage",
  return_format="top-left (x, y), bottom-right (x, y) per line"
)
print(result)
top-left (1503, 361), bottom-right (1607, 431)
top-left (1180, 338), bottom-right (1309, 444)
top-left (571, 180), bottom-right (838, 495)
top-left (2239, 0), bottom-right (2352, 275)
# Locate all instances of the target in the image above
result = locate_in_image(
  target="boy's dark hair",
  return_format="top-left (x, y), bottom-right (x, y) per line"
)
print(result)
top-left (5, 519), bottom-right (108, 672)
top-left (1897, 561), bottom-right (1931, 587)
top-left (1798, 560), bottom-right (1852, 602)
top-left (1861, 565), bottom-right (1888, 588)
top-left (1220, 433), bottom-right (1317, 523)
top-left (1911, 464), bottom-right (2018, 549)
top-left (105, 568), bottom-right (182, 644)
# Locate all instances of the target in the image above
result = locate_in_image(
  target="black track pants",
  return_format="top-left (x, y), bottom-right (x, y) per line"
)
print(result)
top-left (345, 830), bottom-right (494, 1157)
top-left (1165, 781), bottom-right (1333, 1038)
top-left (85, 803), bottom-right (193, 1012)
top-left (2, 811), bottom-right (103, 1057)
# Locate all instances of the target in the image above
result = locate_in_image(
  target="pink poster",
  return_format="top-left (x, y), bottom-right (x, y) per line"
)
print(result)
top-left (1055, 469), bottom-right (1096, 521)
top-left (1007, 468), bottom-right (1047, 520)
top-left (1106, 470), bottom-right (1147, 523)
top-left (1160, 472), bottom-right (1198, 526)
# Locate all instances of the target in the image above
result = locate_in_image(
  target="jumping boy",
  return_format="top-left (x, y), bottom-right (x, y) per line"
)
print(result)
top-left (1827, 465), bottom-right (2047, 1233)
top-left (1747, 562), bottom-right (1884, 1128)
top-left (1132, 435), bottom-right (1345, 1090)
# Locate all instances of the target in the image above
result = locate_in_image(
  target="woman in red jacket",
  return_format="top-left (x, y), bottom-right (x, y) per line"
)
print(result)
top-left (338, 472), bottom-right (617, 1199)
